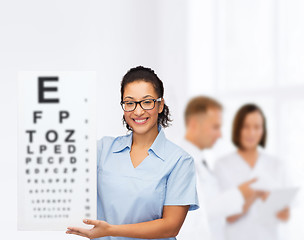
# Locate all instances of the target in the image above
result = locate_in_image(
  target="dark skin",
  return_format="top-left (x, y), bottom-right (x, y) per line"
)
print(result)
top-left (66, 206), bottom-right (189, 239)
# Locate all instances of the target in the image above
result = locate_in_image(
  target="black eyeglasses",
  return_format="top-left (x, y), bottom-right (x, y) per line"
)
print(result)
top-left (120, 98), bottom-right (162, 112)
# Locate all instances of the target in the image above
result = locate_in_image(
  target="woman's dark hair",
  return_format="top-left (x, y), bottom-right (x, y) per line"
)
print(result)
top-left (232, 103), bottom-right (267, 149)
top-left (120, 66), bottom-right (172, 131)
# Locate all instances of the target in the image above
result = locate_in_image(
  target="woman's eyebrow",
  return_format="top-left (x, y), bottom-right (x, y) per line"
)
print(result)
top-left (123, 95), bottom-right (154, 100)
top-left (123, 96), bottom-right (134, 100)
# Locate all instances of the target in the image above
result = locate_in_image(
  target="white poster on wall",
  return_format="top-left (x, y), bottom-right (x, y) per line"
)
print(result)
top-left (18, 72), bottom-right (97, 231)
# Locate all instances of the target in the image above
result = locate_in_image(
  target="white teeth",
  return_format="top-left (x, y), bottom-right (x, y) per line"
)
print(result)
top-left (134, 119), bottom-right (147, 123)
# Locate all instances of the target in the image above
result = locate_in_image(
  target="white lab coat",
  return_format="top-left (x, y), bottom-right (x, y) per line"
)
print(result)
top-left (177, 139), bottom-right (244, 240)
top-left (214, 151), bottom-right (291, 240)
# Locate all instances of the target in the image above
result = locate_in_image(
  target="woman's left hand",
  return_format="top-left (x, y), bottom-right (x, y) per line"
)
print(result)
top-left (66, 219), bottom-right (112, 239)
top-left (276, 207), bottom-right (290, 222)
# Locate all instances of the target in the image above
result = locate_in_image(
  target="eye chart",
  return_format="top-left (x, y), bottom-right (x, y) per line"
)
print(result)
top-left (18, 72), bottom-right (97, 230)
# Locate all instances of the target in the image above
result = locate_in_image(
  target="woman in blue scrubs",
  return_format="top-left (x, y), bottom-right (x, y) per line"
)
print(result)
top-left (66, 66), bottom-right (199, 239)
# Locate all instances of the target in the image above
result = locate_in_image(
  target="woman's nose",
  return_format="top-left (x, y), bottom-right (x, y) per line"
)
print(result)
top-left (134, 103), bottom-right (145, 115)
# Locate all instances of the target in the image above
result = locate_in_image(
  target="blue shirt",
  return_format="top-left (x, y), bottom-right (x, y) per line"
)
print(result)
top-left (97, 127), bottom-right (199, 240)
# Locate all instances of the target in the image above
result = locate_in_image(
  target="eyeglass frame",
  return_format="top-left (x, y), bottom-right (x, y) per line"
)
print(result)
top-left (120, 97), bottom-right (162, 112)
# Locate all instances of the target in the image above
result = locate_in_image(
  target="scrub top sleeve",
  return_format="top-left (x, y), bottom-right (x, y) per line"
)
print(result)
top-left (164, 155), bottom-right (199, 211)
top-left (97, 136), bottom-right (109, 171)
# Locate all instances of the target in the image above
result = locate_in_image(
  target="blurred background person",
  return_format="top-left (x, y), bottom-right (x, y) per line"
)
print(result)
top-left (177, 96), bottom-right (257, 240)
top-left (214, 104), bottom-right (292, 240)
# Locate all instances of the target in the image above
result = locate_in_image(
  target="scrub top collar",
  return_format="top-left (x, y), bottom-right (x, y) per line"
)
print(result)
top-left (112, 125), bottom-right (166, 161)
top-left (112, 132), bottom-right (133, 153)
top-left (149, 125), bottom-right (166, 161)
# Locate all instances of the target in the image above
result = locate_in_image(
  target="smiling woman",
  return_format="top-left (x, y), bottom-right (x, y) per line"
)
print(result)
top-left (120, 66), bottom-right (171, 132)
top-left (66, 66), bottom-right (199, 240)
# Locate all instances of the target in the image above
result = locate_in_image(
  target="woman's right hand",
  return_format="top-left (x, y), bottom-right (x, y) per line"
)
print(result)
top-left (238, 178), bottom-right (257, 203)
top-left (228, 181), bottom-right (269, 223)
top-left (66, 219), bottom-right (112, 239)
top-left (256, 190), bottom-right (270, 202)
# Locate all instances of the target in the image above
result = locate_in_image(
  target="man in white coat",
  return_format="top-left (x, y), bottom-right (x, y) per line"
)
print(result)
top-left (177, 96), bottom-right (257, 240)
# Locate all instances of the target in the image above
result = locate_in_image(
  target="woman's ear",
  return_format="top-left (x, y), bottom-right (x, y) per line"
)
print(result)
top-left (158, 98), bottom-right (165, 113)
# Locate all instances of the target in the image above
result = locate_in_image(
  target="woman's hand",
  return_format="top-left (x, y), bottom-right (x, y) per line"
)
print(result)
top-left (276, 207), bottom-right (290, 222)
top-left (66, 205), bottom-right (189, 239)
top-left (256, 190), bottom-right (270, 202)
top-left (226, 194), bottom-right (257, 223)
top-left (238, 178), bottom-right (257, 202)
top-left (227, 189), bottom-right (269, 223)
top-left (66, 219), bottom-right (112, 239)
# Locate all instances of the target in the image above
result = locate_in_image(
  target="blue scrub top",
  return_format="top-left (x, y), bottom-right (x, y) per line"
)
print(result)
top-left (96, 126), bottom-right (199, 240)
